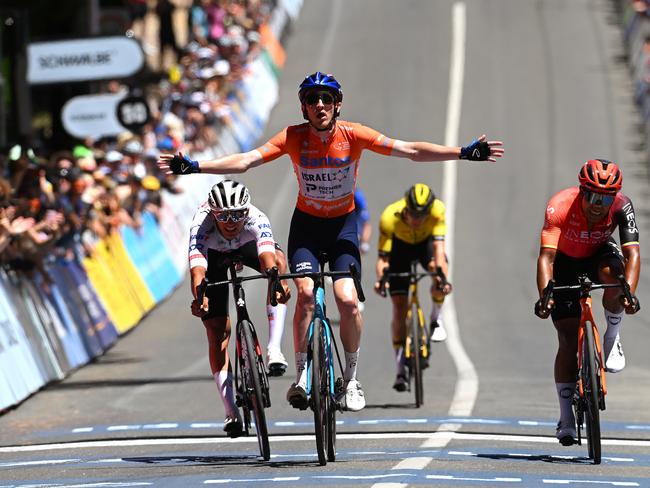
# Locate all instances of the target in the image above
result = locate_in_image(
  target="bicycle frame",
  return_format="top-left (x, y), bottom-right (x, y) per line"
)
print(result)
top-left (305, 281), bottom-right (339, 399)
top-left (404, 261), bottom-right (429, 366)
top-left (575, 291), bottom-right (607, 401)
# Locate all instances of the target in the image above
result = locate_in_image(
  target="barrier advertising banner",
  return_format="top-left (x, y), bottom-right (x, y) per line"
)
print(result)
top-left (62, 258), bottom-right (118, 350)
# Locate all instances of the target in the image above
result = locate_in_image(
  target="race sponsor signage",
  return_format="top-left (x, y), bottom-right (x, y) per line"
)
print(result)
top-left (61, 93), bottom-right (127, 138)
top-left (27, 36), bottom-right (143, 84)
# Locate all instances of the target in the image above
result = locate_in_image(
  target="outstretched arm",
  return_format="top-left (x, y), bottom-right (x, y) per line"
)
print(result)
top-left (390, 134), bottom-right (504, 163)
top-left (157, 149), bottom-right (265, 175)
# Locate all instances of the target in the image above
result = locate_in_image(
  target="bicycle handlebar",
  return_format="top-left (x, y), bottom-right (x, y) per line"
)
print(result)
top-left (541, 274), bottom-right (639, 313)
top-left (196, 272), bottom-right (269, 303)
top-left (268, 263), bottom-right (365, 306)
top-left (378, 266), bottom-right (448, 297)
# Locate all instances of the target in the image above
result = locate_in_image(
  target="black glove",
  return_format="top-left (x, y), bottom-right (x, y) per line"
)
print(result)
top-left (534, 297), bottom-right (553, 318)
top-left (169, 154), bottom-right (200, 174)
top-left (460, 139), bottom-right (491, 161)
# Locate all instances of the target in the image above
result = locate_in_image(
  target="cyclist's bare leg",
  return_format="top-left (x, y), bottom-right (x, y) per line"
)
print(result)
top-left (293, 277), bottom-right (314, 384)
top-left (553, 318), bottom-right (579, 382)
top-left (334, 277), bottom-right (362, 383)
top-left (390, 295), bottom-right (409, 345)
top-left (334, 277), bottom-right (362, 352)
top-left (203, 317), bottom-right (238, 419)
top-left (391, 294), bottom-right (409, 380)
top-left (553, 317), bottom-right (579, 441)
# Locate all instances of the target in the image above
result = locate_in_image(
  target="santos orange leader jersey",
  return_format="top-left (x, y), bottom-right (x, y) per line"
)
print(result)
top-left (255, 121), bottom-right (395, 218)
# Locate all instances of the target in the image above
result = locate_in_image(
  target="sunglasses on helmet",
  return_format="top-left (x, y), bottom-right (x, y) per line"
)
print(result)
top-left (213, 209), bottom-right (248, 222)
top-left (304, 91), bottom-right (335, 106)
top-left (582, 189), bottom-right (615, 206)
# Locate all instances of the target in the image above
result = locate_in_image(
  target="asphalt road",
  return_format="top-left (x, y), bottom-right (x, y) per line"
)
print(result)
top-left (2, 0), bottom-right (650, 486)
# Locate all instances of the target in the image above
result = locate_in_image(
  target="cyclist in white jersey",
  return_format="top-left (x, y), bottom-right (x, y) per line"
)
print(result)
top-left (189, 180), bottom-right (290, 436)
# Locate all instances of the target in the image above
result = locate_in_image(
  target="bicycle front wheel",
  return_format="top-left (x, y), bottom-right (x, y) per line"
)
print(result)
top-left (311, 317), bottom-right (328, 466)
top-left (241, 321), bottom-right (271, 461)
top-left (409, 303), bottom-right (424, 408)
top-left (583, 322), bottom-right (601, 464)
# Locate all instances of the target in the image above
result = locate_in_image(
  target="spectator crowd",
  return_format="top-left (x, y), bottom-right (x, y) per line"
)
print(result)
top-left (0, 0), bottom-right (274, 284)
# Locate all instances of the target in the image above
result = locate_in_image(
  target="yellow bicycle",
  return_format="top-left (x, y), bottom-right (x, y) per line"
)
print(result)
top-left (380, 262), bottom-right (448, 407)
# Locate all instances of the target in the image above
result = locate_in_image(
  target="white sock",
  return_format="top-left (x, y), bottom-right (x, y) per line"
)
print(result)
top-left (394, 345), bottom-right (405, 375)
top-left (604, 309), bottom-right (623, 356)
top-left (344, 348), bottom-right (359, 382)
top-left (430, 300), bottom-right (443, 323)
top-left (214, 371), bottom-right (237, 418)
top-left (295, 352), bottom-right (308, 387)
top-left (267, 303), bottom-right (286, 352)
top-left (556, 382), bottom-right (576, 425)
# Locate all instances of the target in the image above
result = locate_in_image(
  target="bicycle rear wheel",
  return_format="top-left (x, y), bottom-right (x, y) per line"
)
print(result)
top-left (409, 303), bottom-right (424, 408)
top-left (583, 322), bottom-right (601, 464)
top-left (311, 318), bottom-right (328, 466)
top-left (241, 321), bottom-right (270, 461)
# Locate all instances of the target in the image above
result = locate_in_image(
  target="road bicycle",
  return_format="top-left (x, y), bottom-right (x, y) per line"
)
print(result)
top-left (197, 254), bottom-right (273, 461)
top-left (268, 255), bottom-right (365, 466)
top-left (540, 273), bottom-right (638, 464)
top-left (379, 262), bottom-right (448, 407)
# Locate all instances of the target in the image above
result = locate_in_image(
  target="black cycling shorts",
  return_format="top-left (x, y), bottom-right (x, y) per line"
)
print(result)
top-left (287, 208), bottom-right (360, 279)
top-left (384, 236), bottom-right (440, 296)
top-left (551, 239), bottom-right (624, 321)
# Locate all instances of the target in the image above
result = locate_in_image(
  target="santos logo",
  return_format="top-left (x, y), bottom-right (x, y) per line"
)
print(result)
top-left (299, 155), bottom-right (351, 168)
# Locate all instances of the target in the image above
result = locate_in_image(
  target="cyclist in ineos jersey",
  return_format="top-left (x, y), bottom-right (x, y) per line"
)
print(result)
top-left (189, 180), bottom-right (291, 436)
top-left (534, 159), bottom-right (640, 446)
top-left (160, 72), bottom-right (504, 412)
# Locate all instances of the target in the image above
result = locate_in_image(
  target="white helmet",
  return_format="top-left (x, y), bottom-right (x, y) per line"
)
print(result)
top-left (208, 179), bottom-right (251, 212)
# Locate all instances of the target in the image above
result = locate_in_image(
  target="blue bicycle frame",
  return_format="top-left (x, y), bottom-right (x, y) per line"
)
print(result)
top-left (306, 286), bottom-right (336, 398)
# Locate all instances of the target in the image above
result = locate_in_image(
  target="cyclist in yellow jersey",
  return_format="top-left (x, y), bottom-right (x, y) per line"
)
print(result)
top-left (374, 184), bottom-right (453, 391)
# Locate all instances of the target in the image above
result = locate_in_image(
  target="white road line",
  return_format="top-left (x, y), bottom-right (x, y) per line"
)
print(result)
top-left (391, 457), bottom-right (433, 470)
top-left (205, 478), bottom-right (300, 485)
top-left (3, 431), bottom-right (650, 453)
top-left (0, 458), bottom-right (79, 468)
top-left (440, 0), bottom-right (478, 422)
top-left (375, 4), bottom-right (475, 485)
top-left (428, 475), bottom-right (521, 483)
top-left (542, 481), bottom-right (639, 486)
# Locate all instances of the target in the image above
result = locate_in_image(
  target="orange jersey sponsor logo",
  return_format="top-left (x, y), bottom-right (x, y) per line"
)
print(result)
top-left (256, 121), bottom-right (394, 217)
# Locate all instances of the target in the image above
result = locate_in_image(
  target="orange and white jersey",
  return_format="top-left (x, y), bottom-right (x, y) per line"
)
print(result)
top-left (255, 121), bottom-right (395, 217)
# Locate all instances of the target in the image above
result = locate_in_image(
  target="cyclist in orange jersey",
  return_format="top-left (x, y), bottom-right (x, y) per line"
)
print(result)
top-left (159, 71), bottom-right (504, 412)
top-left (534, 159), bottom-right (640, 446)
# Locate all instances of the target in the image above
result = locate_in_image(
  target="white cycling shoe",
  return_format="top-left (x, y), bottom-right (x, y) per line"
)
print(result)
top-left (605, 334), bottom-right (625, 373)
top-left (339, 379), bottom-right (366, 412)
top-left (267, 348), bottom-right (288, 377)
top-left (430, 320), bottom-right (448, 342)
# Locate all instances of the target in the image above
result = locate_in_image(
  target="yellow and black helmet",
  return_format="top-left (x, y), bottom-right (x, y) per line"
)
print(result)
top-left (405, 183), bottom-right (435, 215)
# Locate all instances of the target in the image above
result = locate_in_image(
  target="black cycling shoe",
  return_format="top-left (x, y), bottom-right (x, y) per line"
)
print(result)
top-left (224, 416), bottom-right (243, 438)
top-left (393, 374), bottom-right (409, 392)
top-left (286, 383), bottom-right (309, 410)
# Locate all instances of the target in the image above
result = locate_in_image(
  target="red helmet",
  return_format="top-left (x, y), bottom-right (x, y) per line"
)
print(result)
top-left (578, 159), bottom-right (622, 194)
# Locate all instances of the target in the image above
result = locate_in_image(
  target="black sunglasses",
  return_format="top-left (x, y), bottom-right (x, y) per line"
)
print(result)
top-left (213, 209), bottom-right (248, 222)
top-left (582, 189), bottom-right (615, 206)
top-left (304, 91), bottom-right (335, 106)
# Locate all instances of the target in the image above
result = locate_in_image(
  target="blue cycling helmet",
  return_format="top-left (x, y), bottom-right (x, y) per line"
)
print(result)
top-left (298, 71), bottom-right (343, 103)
